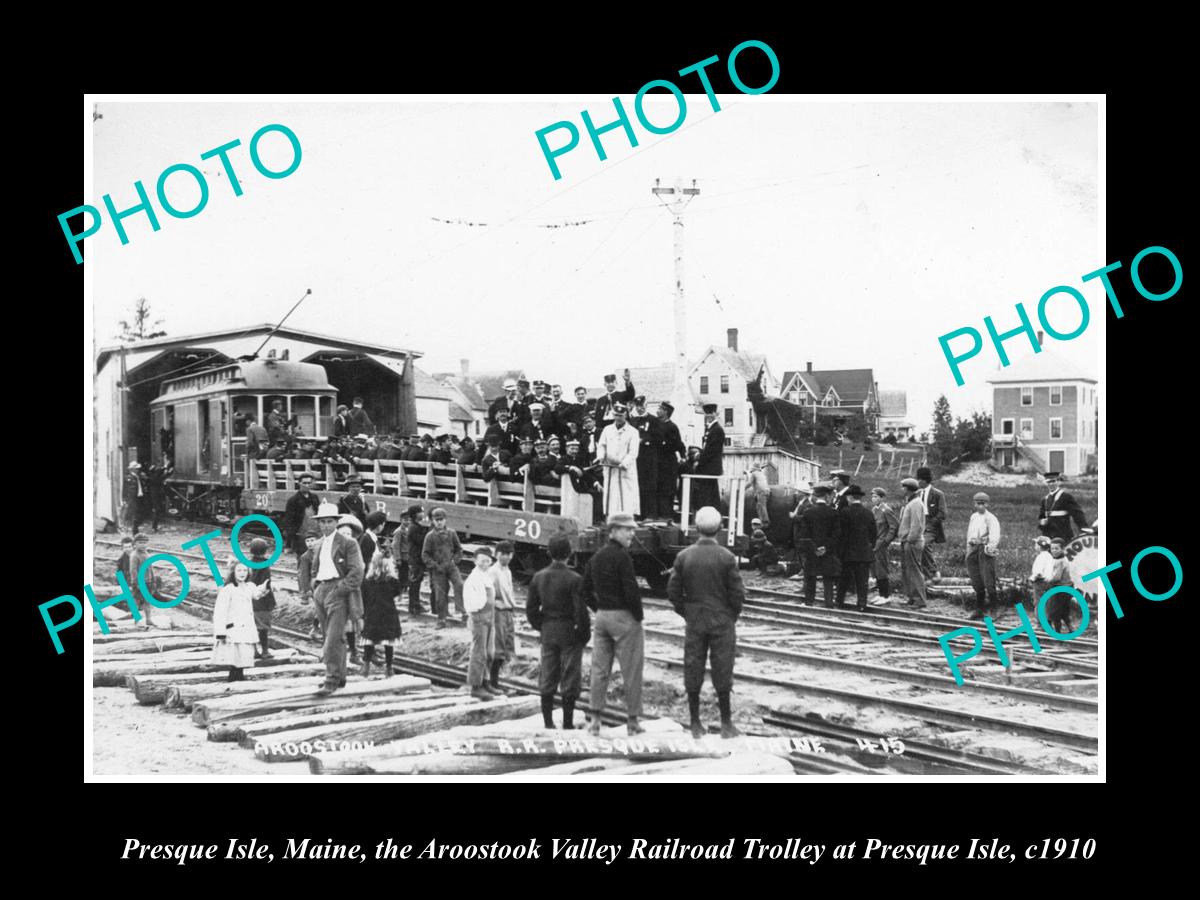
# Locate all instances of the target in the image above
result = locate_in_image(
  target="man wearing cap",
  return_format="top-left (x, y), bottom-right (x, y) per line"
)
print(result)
top-left (557, 437), bottom-right (600, 501)
top-left (283, 472), bottom-right (321, 557)
top-left (916, 467), bottom-right (947, 581)
top-left (338, 475), bottom-right (370, 530)
top-left (965, 492), bottom-right (1002, 618)
top-left (488, 378), bottom-right (523, 425)
top-left (332, 405), bottom-right (351, 438)
top-left (422, 508), bottom-right (465, 627)
top-left (585, 512), bottom-right (646, 736)
top-left (527, 535), bottom-right (591, 729)
top-left (596, 401), bottom-right (641, 517)
top-left (897, 477), bottom-right (928, 608)
top-left (429, 434), bottom-right (452, 465)
top-left (870, 487), bottom-right (899, 599)
top-left (480, 434), bottom-right (512, 482)
top-left (654, 401), bottom-right (686, 522)
top-left (519, 403), bottom-right (554, 444)
top-left (629, 395), bottom-right (662, 518)
top-left (545, 384), bottom-right (568, 436)
top-left (509, 436), bottom-right (537, 480)
top-left (668, 506), bottom-right (746, 738)
top-left (266, 400), bottom-right (288, 444)
top-left (513, 378), bottom-right (535, 422)
top-left (405, 505), bottom-right (430, 615)
top-left (529, 439), bottom-right (559, 487)
top-left (403, 434), bottom-right (428, 462)
top-left (830, 470), bottom-right (852, 512)
top-left (798, 484), bottom-right (841, 606)
top-left (593, 368), bottom-right (636, 424)
top-left (692, 403), bottom-right (725, 512)
top-left (244, 414), bottom-right (269, 461)
top-left (310, 502), bottom-right (365, 695)
top-left (1038, 472), bottom-right (1090, 543)
top-left (836, 486), bottom-right (877, 611)
top-left (123, 462), bottom-right (147, 534)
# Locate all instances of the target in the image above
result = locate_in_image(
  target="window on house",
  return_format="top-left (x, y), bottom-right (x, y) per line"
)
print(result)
top-left (1001, 418), bottom-right (1014, 435)
top-left (1050, 418), bottom-right (1063, 440)
top-left (1021, 387), bottom-right (1033, 406)
top-left (700, 376), bottom-right (709, 394)
top-left (724, 407), bottom-right (734, 427)
top-left (720, 375), bottom-right (729, 394)
top-left (475, 420), bottom-right (481, 435)
top-left (1050, 385), bottom-right (1062, 406)
top-left (1020, 418), bottom-right (1033, 439)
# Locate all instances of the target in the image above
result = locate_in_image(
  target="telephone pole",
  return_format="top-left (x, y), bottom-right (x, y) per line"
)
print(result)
top-left (652, 177), bottom-right (700, 440)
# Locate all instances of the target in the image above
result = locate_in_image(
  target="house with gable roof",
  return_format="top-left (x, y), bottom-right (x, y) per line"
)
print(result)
top-left (779, 363), bottom-right (880, 432)
top-left (688, 328), bottom-right (780, 447)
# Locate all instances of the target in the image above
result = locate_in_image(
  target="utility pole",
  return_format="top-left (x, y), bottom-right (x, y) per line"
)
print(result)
top-left (652, 177), bottom-right (700, 441)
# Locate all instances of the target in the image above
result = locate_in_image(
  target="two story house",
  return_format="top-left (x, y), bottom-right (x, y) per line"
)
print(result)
top-left (688, 329), bottom-right (779, 447)
top-left (988, 353), bottom-right (1097, 476)
top-left (779, 364), bottom-right (880, 432)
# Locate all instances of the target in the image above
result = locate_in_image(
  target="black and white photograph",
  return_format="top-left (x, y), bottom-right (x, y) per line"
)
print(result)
top-left (81, 93), bottom-right (1104, 783)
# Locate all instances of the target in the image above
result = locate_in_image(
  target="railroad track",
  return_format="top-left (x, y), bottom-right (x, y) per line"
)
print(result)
top-left (95, 535), bottom-right (1098, 769)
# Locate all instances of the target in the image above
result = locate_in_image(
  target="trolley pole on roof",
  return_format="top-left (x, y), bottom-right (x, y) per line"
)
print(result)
top-left (652, 177), bottom-right (700, 443)
top-left (251, 288), bottom-right (313, 359)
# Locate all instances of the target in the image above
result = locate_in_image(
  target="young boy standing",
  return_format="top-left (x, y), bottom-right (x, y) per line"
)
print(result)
top-left (422, 508), bottom-right (465, 627)
top-left (405, 505), bottom-right (429, 616)
top-left (114, 535), bottom-right (134, 586)
top-left (964, 492), bottom-right (1002, 619)
top-left (463, 547), bottom-right (498, 700)
top-left (297, 525), bottom-right (322, 639)
top-left (489, 541), bottom-right (517, 693)
top-left (247, 538), bottom-right (276, 659)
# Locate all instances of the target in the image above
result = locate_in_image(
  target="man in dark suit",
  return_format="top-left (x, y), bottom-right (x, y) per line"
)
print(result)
top-left (123, 462), bottom-right (148, 534)
top-left (346, 397), bottom-right (374, 435)
top-left (629, 396), bottom-right (662, 518)
top-left (332, 405), bottom-right (351, 438)
top-left (487, 378), bottom-right (524, 425)
top-left (830, 470), bottom-right (852, 511)
top-left (836, 485), bottom-right (877, 611)
top-left (593, 369), bottom-right (636, 424)
top-left (798, 484), bottom-right (841, 607)
top-left (655, 401), bottom-right (686, 522)
top-left (310, 502), bottom-right (365, 696)
top-left (266, 400), bottom-right (288, 443)
top-left (283, 473), bottom-right (321, 556)
top-left (527, 535), bottom-right (592, 730)
top-left (561, 385), bottom-right (596, 432)
top-left (1038, 472), bottom-right (1091, 542)
top-left (870, 487), bottom-right (899, 599)
top-left (337, 475), bottom-right (370, 529)
top-left (668, 505), bottom-right (746, 739)
top-left (518, 404), bottom-right (555, 444)
top-left (916, 466), bottom-right (947, 581)
top-left (692, 403), bottom-right (724, 512)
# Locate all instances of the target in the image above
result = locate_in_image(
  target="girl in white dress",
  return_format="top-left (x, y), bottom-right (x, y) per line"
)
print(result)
top-left (212, 561), bottom-right (264, 681)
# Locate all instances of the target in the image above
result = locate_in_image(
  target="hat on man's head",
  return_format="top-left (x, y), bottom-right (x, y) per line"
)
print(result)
top-left (337, 514), bottom-right (363, 535)
top-left (847, 485), bottom-right (865, 497)
top-left (871, 486), bottom-right (887, 498)
top-left (900, 477), bottom-right (920, 490)
top-left (702, 403), bottom-right (718, 414)
top-left (299, 472), bottom-right (315, 482)
top-left (316, 502), bottom-right (340, 519)
top-left (502, 379), bottom-right (517, 391)
top-left (658, 401), bottom-right (674, 416)
top-left (474, 546), bottom-right (495, 560)
top-left (633, 395), bottom-right (646, 406)
top-left (606, 511), bottom-right (637, 528)
top-left (534, 438), bottom-right (548, 448)
top-left (973, 491), bottom-right (990, 502)
top-left (485, 433), bottom-right (501, 445)
top-left (128, 461), bottom-right (142, 469)
top-left (430, 507), bottom-right (447, 520)
top-left (133, 532), bottom-right (150, 543)
top-left (529, 402), bottom-right (545, 412)
top-left (517, 378), bottom-right (530, 388)
top-left (812, 484), bottom-right (832, 497)
top-left (520, 436), bottom-right (534, 445)
top-left (1034, 536), bottom-right (1051, 549)
top-left (750, 517), bottom-right (762, 526)
top-left (409, 433), bottom-right (421, 441)
top-left (612, 401), bottom-right (628, 414)
top-left (420, 434), bottom-right (434, 444)
top-left (1044, 471), bottom-right (1062, 480)
top-left (916, 466), bottom-right (933, 481)
top-left (603, 373), bottom-right (617, 383)
top-left (695, 507), bottom-right (722, 534)
top-left (345, 474), bottom-right (363, 486)
top-left (1050, 537), bottom-right (1066, 547)
top-left (566, 438), bottom-right (580, 447)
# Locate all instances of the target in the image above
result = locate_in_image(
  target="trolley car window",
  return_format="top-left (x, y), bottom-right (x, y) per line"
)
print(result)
top-left (318, 396), bottom-right (333, 436)
top-left (292, 396), bottom-right (316, 437)
top-left (231, 396), bottom-right (256, 435)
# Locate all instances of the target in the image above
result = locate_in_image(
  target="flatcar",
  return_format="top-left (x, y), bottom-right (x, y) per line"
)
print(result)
top-left (243, 458), bottom-right (749, 589)
top-left (148, 358), bottom-right (337, 519)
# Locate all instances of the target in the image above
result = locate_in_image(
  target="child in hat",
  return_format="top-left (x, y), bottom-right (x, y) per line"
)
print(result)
top-left (247, 538), bottom-right (276, 659)
top-left (1037, 538), bottom-right (1077, 634)
top-left (212, 559), bottom-right (266, 681)
top-left (297, 525), bottom-right (322, 639)
top-left (114, 535), bottom-right (134, 587)
top-left (748, 520), bottom-right (776, 574)
top-left (360, 549), bottom-right (402, 677)
top-left (463, 547), bottom-right (498, 700)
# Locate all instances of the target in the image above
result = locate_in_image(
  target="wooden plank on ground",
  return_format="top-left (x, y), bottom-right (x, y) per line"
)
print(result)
top-left (581, 752), bottom-right (796, 778)
top-left (189, 675), bottom-right (432, 725)
top-left (227, 694), bottom-right (476, 745)
top-left (94, 636), bottom-right (214, 656)
top-left (205, 690), bottom-right (456, 741)
top-left (92, 629), bottom-right (211, 644)
top-left (129, 663), bottom-right (325, 705)
top-left (95, 649), bottom-right (300, 687)
top-left (263, 696), bottom-right (540, 762)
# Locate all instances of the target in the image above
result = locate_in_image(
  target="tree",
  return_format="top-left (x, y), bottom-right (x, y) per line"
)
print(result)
top-left (954, 411), bottom-right (993, 461)
top-left (117, 298), bottom-right (167, 343)
top-left (844, 412), bottom-right (870, 445)
top-left (929, 395), bottom-right (959, 466)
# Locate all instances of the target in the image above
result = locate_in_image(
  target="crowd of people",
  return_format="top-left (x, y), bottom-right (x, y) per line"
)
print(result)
top-left (255, 373), bottom-right (730, 525)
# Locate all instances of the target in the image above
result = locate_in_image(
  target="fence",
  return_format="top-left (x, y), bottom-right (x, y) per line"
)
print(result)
top-left (724, 447), bottom-right (820, 488)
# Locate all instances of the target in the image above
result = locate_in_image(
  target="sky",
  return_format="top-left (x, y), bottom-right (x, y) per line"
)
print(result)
top-left (91, 98), bottom-right (1099, 433)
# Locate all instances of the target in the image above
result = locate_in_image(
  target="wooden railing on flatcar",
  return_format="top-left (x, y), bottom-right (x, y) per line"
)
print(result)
top-left (246, 458), bottom-right (589, 521)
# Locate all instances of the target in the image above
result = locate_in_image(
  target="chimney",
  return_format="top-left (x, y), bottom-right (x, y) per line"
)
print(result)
top-left (460, 358), bottom-right (470, 377)
top-left (280, 349), bottom-right (289, 360)
top-left (727, 328), bottom-right (738, 351)
top-left (1036, 330), bottom-right (1044, 347)
top-left (806, 361), bottom-right (813, 373)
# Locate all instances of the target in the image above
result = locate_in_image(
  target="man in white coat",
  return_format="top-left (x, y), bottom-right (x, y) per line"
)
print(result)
top-left (596, 402), bottom-right (640, 518)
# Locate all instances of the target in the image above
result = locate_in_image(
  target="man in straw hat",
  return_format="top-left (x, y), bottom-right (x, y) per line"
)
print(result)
top-left (668, 506), bottom-right (745, 738)
top-left (584, 511), bottom-right (646, 736)
top-left (310, 502), bottom-right (365, 696)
